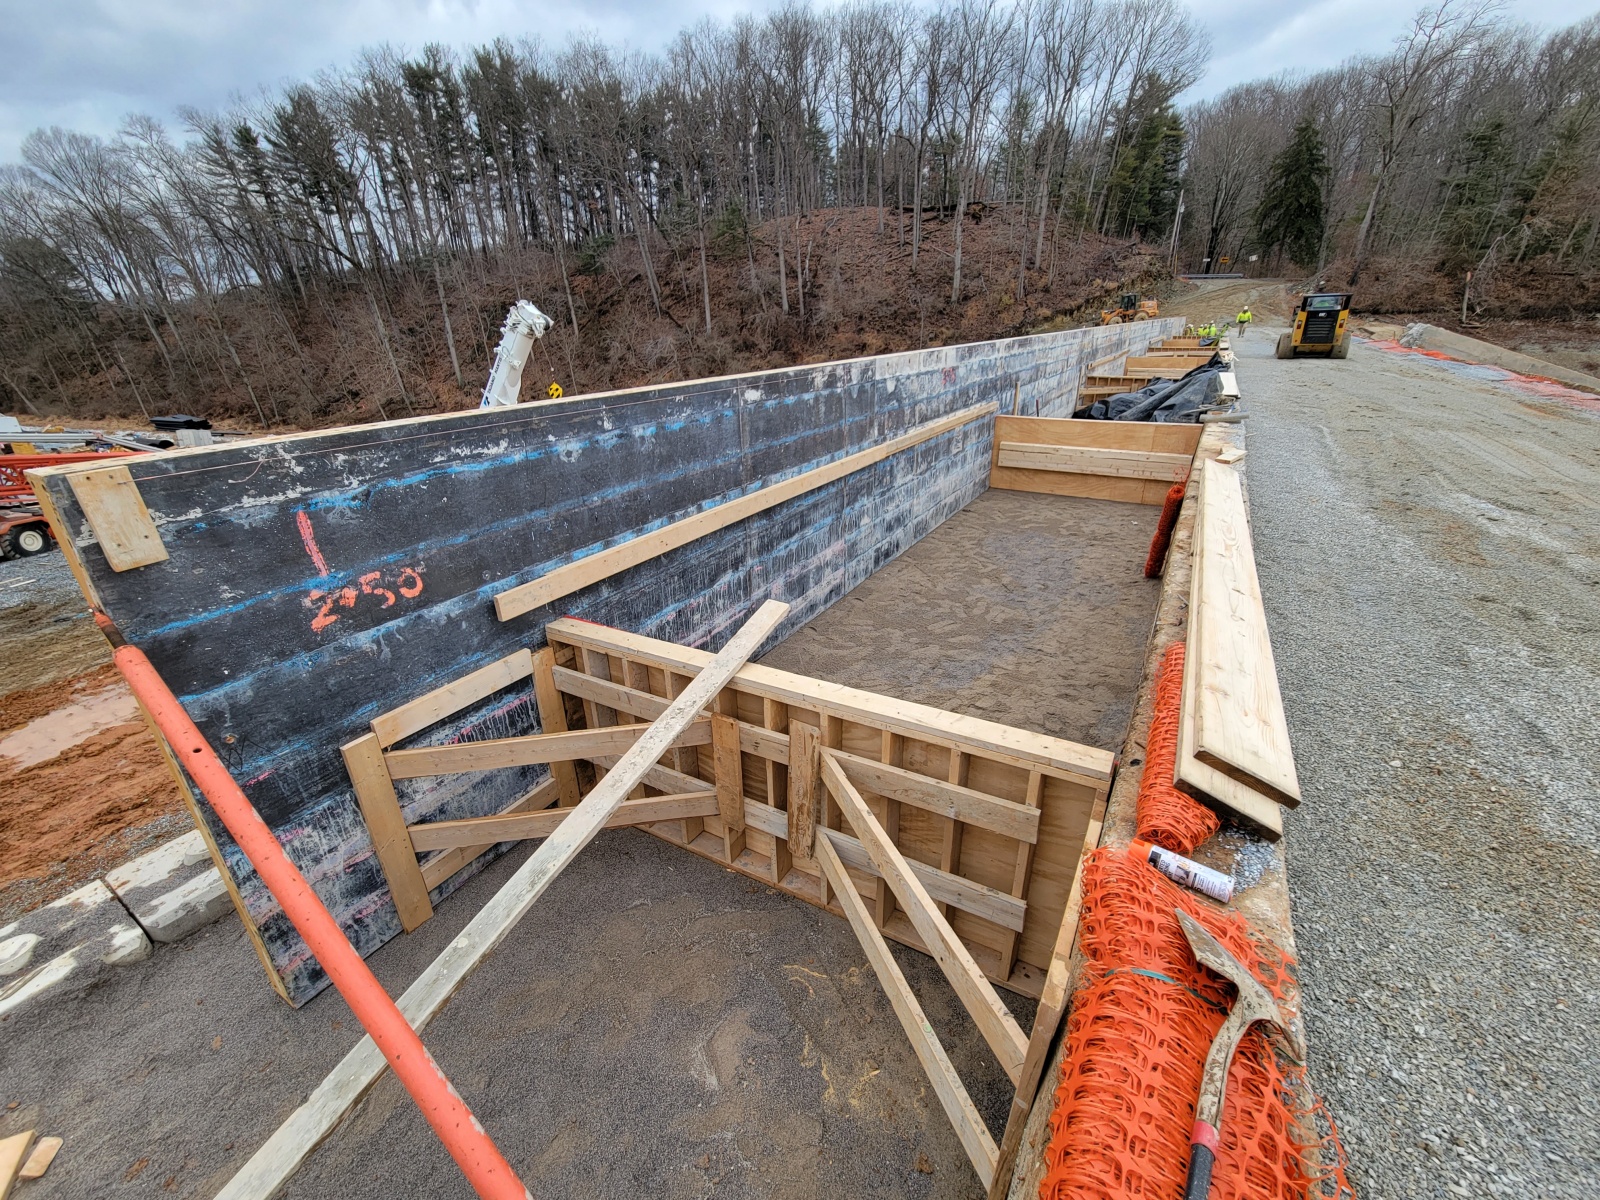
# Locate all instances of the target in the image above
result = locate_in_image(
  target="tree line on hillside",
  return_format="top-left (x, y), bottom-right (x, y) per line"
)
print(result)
top-left (1177, 2), bottom-right (1600, 316)
top-left (0, 0), bottom-right (1207, 425)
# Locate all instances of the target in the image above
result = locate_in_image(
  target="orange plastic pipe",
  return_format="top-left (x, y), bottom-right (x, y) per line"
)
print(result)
top-left (111, 637), bottom-right (530, 1200)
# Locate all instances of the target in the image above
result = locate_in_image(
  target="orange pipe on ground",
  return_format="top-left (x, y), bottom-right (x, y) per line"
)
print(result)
top-left (111, 637), bottom-right (530, 1200)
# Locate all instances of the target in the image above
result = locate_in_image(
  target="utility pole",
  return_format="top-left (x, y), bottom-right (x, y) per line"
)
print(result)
top-left (1168, 189), bottom-right (1185, 273)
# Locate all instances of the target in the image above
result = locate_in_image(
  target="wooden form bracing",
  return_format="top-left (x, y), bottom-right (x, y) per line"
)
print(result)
top-left (224, 601), bottom-right (787, 1200)
top-left (334, 612), bottom-right (1113, 1193)
top-left (990, 415), bottom-right (1203, 506)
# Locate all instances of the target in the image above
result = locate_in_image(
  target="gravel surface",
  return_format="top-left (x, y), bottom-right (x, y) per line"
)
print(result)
top-left (1237, 322), bottom-right (1600, 1199)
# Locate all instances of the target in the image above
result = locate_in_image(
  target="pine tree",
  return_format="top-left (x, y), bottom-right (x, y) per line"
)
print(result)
top-left (1103, 84), bottom-right (1186, 241)
top-left (1255, 118), bottom-right (1328, 269)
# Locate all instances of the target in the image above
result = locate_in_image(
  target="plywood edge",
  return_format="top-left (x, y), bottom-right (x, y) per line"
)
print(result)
top-left (545, 620), bottom-right (1114, 784)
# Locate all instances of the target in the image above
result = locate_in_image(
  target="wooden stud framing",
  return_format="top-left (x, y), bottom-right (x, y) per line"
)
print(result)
top-left (341, 733), bottom-right (433, 931)
top-left (712, 712), bottom-right (746, 862)
top-left (493, 403), bottom-right (998, 620)
top-left (532, 647), bottom-right (582, 806)
top-left (544, 618), bottom-right (1111, 999)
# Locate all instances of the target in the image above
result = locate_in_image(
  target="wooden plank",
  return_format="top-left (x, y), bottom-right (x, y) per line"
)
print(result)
top-left (419, 778), bottom-right (561, 891)
top-left (383, 721), bottom-right (712, 779)
top-left (787, 723), bottom-right (825, 864)
top-left (712, 712), bottom-right (746, 862)
top-left (65, 464), bottom-right (167, 571)
top-left (216, 600), bottom-right (788, 1200)
top-left (996, 443), bottom-right (1190, 482)
top-left (821, 829), bottom-right (1026, 934)
top-left (814, 833), bottom-right (1000, 1190)
top-left (1190, 460), bottom-right (1302, 805)
top-left (17, 1136), bottom-right (62, 1182)
top-left (994, 415), bottom-right (1202, 456)
top-left (996, 771), bottom-right (1044, 978)
top-left (827, 748), bottom-right (1040, 843)
top-left (371, 648), bottom-right (534, 749)
top-left (1174, 467), bottom-right (1284, 838)
top-left (532, 647), bottom-right (582, 806)
top-left (340, 733), bottom-right (433, 931)
top-left (0, 1131), bottom-right (34, 1200)
top-left (823, 754), bottom-right (1028, 1085)
top-left (408, 791), bottom-right (718, 851)
top-left (495, 403), bottom-right (998, 620)
top-left (988, 790), bottom-right (1106, 1199)
top-left (989, 465), bottom-right (1174, 506)
top-left (547, 620), bottom-right (1113, 786)
top-left (763, 698), bottom-right (792, 884)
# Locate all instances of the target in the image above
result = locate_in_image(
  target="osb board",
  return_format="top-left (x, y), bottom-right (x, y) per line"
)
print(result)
top-left (1004, 420), bottom-right (1312, 1198)
top-left (546, 630), bottom-right (1108, 1000)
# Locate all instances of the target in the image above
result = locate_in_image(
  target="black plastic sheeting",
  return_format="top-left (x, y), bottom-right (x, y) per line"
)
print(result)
top-left (1073, 354), bottom-right (1226, 423)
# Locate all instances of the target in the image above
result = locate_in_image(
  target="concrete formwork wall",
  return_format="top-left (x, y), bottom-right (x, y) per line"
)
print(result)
top-left (40, 318), bottom-right (1179, 1004)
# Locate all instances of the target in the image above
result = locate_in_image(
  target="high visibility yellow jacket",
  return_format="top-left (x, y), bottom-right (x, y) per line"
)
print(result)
top-left (1237, 310), bottom-right (1251, 323)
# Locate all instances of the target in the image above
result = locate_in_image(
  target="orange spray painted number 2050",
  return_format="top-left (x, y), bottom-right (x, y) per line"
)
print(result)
top-left (297, 509), bottom-right (425, 633)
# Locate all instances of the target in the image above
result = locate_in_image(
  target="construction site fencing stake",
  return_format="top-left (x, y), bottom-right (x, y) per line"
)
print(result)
top-left (109, 633), bottom-right (531, 1200)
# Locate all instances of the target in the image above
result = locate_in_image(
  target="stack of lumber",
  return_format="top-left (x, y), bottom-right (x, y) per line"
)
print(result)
top-left (1173, 459), bottom-right (1300, 839)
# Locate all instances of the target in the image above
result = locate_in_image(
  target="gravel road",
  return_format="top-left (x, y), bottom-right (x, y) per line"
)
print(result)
top-left (1235, 318), bottom-right (1600, 1199)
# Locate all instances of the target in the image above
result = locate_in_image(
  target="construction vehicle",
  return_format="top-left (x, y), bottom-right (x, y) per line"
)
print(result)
top-left (0, 450), bottom-right (135, 559)
top-left (0, 506), bottom-right (53, 559)
top-left (1276, 292), bottom-right (1352, 359)
top-left (480, 301), bottom-right (554, 408)
top-left (1100, 293), bottom-right (1160, 325)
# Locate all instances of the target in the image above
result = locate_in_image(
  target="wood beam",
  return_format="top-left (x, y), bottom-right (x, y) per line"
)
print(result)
top-left (408, 791), bottom-right (718, 852)
top-left (822, 754), bottom-right (1028, 1085)
top-left (383, 721), bottom-right (711, 779)
top-left (826, 748), bottom-right (1041, 843)
top-left (814, 832), bottom-right (999, 1190)
top-left (494, 403), bottom-right (997, 620)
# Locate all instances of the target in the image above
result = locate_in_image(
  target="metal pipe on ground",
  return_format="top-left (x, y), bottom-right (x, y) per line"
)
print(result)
top-left (105, 626), bottom-right (530, 1200)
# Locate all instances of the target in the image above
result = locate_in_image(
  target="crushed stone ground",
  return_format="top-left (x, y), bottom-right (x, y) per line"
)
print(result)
top-left (1237, 319), bottom-right (1600, 1198)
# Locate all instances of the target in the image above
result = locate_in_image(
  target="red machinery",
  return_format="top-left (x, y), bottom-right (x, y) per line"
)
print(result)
top-left (0, 451), bottom-right (133, 559)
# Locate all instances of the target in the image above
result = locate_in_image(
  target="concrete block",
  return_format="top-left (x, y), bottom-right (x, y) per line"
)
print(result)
top-left (1399, 323), bottom-right (1600, 394)
top-left (0, 879), bottom-right (151, 1018)
top-left (106, 830), bottom-right (233, 944)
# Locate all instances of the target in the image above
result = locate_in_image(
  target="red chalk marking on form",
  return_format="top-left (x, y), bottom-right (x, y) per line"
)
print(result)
top-left (297, 510), bottom-right (331, 575)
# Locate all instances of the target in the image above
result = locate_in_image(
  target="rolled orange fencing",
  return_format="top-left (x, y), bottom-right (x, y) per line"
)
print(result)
top-left (1136, 642), bottom-right (1220, 855)
top-left (1143, 481), bottom-right (1186, 579)
top-left (110, 632), bottom-right (530, 1200)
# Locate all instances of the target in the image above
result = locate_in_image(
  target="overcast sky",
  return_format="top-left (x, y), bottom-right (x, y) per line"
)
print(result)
top-left (1, 0), bottom-right (1596, 164)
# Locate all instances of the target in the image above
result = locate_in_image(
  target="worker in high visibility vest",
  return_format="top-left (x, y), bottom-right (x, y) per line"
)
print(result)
top-left (1236, 307), bottom-right (1252, 335)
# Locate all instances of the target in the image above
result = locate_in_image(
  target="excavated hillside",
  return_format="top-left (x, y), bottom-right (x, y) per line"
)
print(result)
top-left (26, 207), bottom-right (1167, 431)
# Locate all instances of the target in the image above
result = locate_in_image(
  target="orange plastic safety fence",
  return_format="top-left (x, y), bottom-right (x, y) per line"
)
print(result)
top-left (1040, 846), bottom-right (1354, 1200)
top-left (1143, 482), bottom-right (1186, 578)
top-left (1135, 642), bottom-right (1219, 855)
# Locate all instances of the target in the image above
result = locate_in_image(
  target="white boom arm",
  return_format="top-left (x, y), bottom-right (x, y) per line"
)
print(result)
top-left (479, 301), bottom-right (554, 408)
